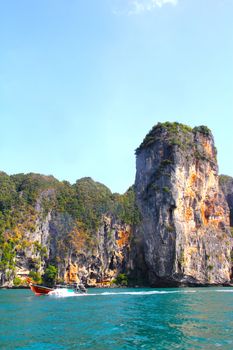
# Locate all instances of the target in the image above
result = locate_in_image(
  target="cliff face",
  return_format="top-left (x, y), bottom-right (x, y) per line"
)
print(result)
top-left (49, 212), bottom-right (131, 287)
top-left (0, 175), bottom-right (134, 287)
top-left (0, 209), bottom-right (131, 287)
top-left (220, 175), bottom-right (233, 227)
top-left (0, 122), bottom-right (232, 288)
top-left (135, 123), bottom-right (232, 286)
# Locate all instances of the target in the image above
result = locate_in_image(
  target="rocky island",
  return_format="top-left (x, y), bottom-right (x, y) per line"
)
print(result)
top-left (0, 122), bottom-right (233, 287)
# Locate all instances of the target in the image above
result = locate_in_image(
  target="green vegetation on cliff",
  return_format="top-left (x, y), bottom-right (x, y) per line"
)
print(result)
top-left (0, 172), bottom-right (140, 275)
top-left (135, 122), bottom-right (192, 154)
top-left (112, 273), bottom-right (128, 286)
top-left (193, 125), bottom-right (211, 136)
top-left (135, 122), bottom-right (213, 155)
top-left (42, 265), bottom-right (58, 286)
top-left (73, 177), bottom-right (114, 230)
top-left (113, 186), bottom-right (141, 225)
top-left (219, 175), bottom-right (233, 186)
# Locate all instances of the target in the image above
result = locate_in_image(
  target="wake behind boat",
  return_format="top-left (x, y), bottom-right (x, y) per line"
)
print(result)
top-left (26, 278), bottom-right (87, 296)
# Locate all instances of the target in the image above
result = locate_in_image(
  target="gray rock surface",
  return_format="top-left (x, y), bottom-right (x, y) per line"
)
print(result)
top-left (135, 123), bottom-right (232, 286)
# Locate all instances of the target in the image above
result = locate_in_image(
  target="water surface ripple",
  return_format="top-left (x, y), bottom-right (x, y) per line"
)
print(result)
top-left (1, 288), bottom-right (233, 349)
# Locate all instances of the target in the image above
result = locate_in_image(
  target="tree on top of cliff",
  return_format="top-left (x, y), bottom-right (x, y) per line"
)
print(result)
top-left (193, 125), bottom-right (212, 136)
top-left (11, 173), bottom-right (59, 205)
top-left (135, 122), bottom-right (213, 155)
top-left (73, 177), bottom-right (114, 230)
top-left (135, 122), bottom-right (193, 155)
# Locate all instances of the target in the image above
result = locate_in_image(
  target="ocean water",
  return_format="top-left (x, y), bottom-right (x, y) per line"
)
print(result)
top-left (1, 288), bottom-right (233, 350)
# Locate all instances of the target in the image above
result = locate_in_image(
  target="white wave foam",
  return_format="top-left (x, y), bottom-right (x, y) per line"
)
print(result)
top-left (100, 291), bottom-right (177, 295)
top-left (99, 290), bottom-right (196, 296)
top-left (48, 289), bottom-right (197, 298)
top-left (48, 288), bottom-right (86, 297)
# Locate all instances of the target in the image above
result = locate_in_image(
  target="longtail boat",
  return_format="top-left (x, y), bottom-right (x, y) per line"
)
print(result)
top-left (26, 278), bottom-right (54, 296)
top-left (26, 278), bottom-right (87, 296)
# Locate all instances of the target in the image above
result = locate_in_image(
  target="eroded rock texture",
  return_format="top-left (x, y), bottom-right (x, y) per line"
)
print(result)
top-left (135, 123), bottom-right (232, 286)
top-left (220, 175), bottom-right (233, 227)
top-left (49, 213), bottom-right (131, 287)
top-left (1, 210), bottom-right (131, 287)
top-left (1, 122), bottom-right (232, 288)
top-left (0, 176), bottom-right (133, 287)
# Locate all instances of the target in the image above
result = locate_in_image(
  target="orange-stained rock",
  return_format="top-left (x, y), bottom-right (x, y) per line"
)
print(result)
top-left (116, 228), bottom-right (131, 248)
top-left (135, 122), bottom-right (232, 286)
top-left (65, 263), bottom-right (78, 284)
top-left (185, 207), bottom-right (193, 222)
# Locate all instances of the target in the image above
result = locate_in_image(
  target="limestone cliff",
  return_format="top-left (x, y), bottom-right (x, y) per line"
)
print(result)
top-left (49, 212), bottom-right (131, 287)
top-left (0, 122), bottom-right (232, 288)
top-left (135, 122), bottom-right (232, 286)
top-left (220, 175), bottom-right (233, 227)
top-left (0, 175), bottom-right (134, 287)
top-left (0, 209), bottom-right (131, 287)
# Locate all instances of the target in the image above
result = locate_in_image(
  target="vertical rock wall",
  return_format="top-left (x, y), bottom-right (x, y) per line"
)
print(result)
top-left (49, 213), bottom-right (131, 286)
top-left (135, 123), bottom-right (232, 286)
top-left (220, 175), bottom-right (233, 227)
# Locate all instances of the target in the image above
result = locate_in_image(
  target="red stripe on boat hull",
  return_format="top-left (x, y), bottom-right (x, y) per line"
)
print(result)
top-left (30, 284), bottom-right (54, 295)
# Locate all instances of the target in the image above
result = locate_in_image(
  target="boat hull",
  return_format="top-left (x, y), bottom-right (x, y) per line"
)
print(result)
top-left (29, 284), bottom-right (54, 296)
top-left (26, 278), bottom-right (86, 296)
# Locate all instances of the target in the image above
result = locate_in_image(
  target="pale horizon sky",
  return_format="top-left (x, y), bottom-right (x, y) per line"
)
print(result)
top-left (0, 0), bottom-right (233, 193)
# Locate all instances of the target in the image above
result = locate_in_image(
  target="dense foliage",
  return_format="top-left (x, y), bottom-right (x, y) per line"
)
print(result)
top-left (42, 265), bottom-right (58, 286)
top-left (193, 125), bottom-right (211, 136)
top-left (135, 122), bottom-right (193, 154)
top-left (135, 122), bottom-right (213, 155)
top-left (112, 273), bottom-right (128, 286)
top-left (0, 172), bottom-right (140, 277)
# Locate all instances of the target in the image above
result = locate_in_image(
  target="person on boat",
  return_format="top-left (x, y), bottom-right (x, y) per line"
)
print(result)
top-left (74, 282), bottom-right (87, 293)
top-left (78, 283), bottom-right (87, 293)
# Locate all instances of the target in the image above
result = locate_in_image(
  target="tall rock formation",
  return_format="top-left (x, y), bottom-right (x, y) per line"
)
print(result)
top-left (135, 122), bottom-right (232, 286)
top-left (0, 122), bottom-right (232, 288)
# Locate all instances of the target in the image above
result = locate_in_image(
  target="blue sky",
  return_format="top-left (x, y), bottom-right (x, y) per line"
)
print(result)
top-left (0, 0), bottom-right (232, 193)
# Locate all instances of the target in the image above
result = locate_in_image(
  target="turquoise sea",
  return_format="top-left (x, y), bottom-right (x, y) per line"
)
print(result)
top-left (1, 288), bottom-right (233, 350)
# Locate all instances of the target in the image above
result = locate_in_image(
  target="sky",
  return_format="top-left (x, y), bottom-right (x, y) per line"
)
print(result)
top-left (0, 0), bottom-right (232, 193)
